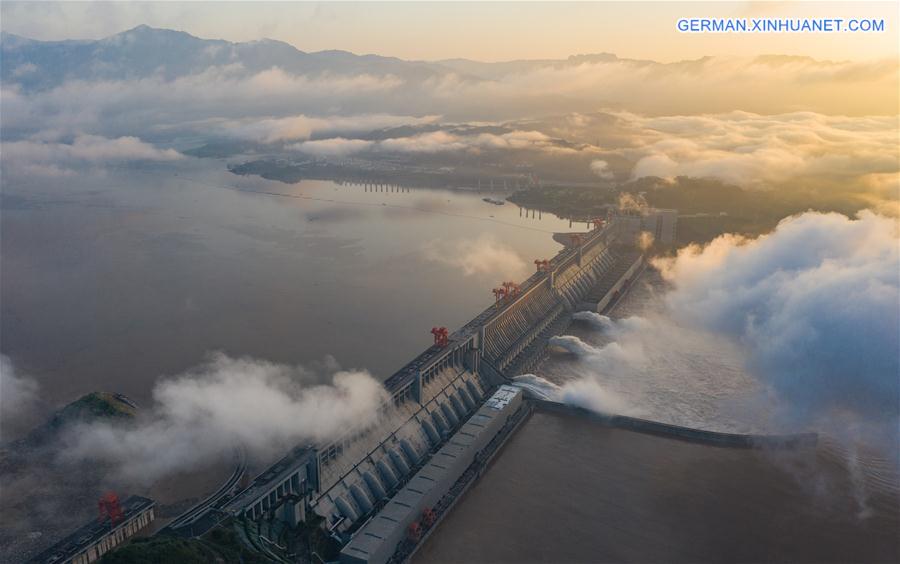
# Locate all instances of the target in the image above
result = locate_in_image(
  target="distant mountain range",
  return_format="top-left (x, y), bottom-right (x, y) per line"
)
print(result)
top-left (2, 25), bottom-right (652, 92)
top-left (0, 25), bottom-right (459, 90)
top-left (4, 25), bottom-right (879, 118)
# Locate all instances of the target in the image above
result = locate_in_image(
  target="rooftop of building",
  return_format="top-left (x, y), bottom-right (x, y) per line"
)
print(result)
top-left (222, 445), bottom-right (316, 515)
top-left (31, 495), bottom-right (156, 564)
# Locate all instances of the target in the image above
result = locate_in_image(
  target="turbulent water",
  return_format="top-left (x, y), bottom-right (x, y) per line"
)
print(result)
top-left (417, 270), bottom-right (900, 563)
top-left (533, 271), bottom-right (776, 434)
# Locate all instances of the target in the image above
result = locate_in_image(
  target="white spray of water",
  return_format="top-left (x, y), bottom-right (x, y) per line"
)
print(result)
top-left (571, 311), bottom-right (616, 332)
top-left (548, 334), bottom-right (607, 357)
top-left (544, 312), bottom-right (769, 434)
top-left (511, 374), bottom-right (639, 417)
top-left (552, 212), bottom-right (900, 515)
top-left (571, 311), bottom-right (651, 335)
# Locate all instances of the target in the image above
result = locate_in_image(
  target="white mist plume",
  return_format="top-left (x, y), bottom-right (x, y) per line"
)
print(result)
top-left (572, 311), bottom-right (616, 332)
top-left (589, 159), bottom-right (614, 180)
top-left (0, 355), bottom-right (40, 437)
top-left (542, 312), bottom-right (766, 432)
top-left (571, 311), bottom-right (651, 334)
top-left (511, 374), bottom-right (638, 416)
top-left (549, 334), bottom-right (616, 358)
top-left (654, 210), bottom-right (899, 454)
top-left (422, 233), bottom-right (527, 279)
top-left (617, 192), bottom-right (648, 213)
top-left (60, 353), bottom-right (388, 483)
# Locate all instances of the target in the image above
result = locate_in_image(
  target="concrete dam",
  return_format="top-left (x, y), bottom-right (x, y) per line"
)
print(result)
top-left (147, 210), bottom-right (813, 564)
top-left (160, 217), bottom-right (644, 560)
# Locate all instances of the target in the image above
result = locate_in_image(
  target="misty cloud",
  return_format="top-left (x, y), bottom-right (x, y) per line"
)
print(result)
top-left (289, 129), bottom-right (583, 159)
top-left (654, 211), bottom-right (899, 449)
top-left (438, 55), bottom-right (898, 118)
top-left (3, 28), bottom-right (896, 199)
top-left (59, 353), bottom-right (388, 483)
top-left (589, 159), bottom-right (614, 180)
top-left (0, 355), bottom-right (39, 434)
top-left (0, 67), bottom-right (405, 141)
top-left (3, 27), bottom-right (897, 158)
top-left (2, 134), bottom-right (183, 177)
top-left (617, 111), bottom-right (899, 189)
top-left (223, 113), bottom-right (439, 144)
top-left (422, 234), bottom-right (528, 279)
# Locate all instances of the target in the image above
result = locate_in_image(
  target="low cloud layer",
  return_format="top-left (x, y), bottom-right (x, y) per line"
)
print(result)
top-left (222, 113), bottom-right (439, 144)
top-left (422, 234), bottom-right (528, 279)
top-left (4, 29), bottom-right (896, 150)
top-left (2, 134), bottom-right (182, 177)
top-left (528, 110), bottom-right (899, 194)
top-left (620, 112), bottom-right (899, 189)
top-left (2, 30), bottom-right (896, 199)
top-left (1, 66), bottom-right (404, 140)
top-left (60, 353), bottom-right (388, 483)
top-left (441, 55), bottom-right (899, 118)
top-left (0, 355), bottom-right (40, 437)
top-left (290, 129), bottom-right (579, 157)
top-left (655, 211), bottom-right (899, 449)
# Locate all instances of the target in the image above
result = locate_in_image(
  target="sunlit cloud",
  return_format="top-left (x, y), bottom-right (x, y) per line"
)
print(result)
top-left (59, 353), bottom-right (389, 483)
top-left (422, 234), bottom-right (528, 279)
top-left (1, 134), bottom-right (183, 177)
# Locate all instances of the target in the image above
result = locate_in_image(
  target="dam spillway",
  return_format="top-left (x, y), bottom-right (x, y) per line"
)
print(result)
top-left (199, 214), bottom-right (657, 563)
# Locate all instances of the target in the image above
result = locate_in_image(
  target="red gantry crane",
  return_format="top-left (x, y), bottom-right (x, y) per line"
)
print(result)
top-left (431, 327), bottom-right (449, 348)
top-left (421, 507), bottom-right (437, 528)
top-left (501, 281), bottom-right (521, 297)
top-left (408, 521), bottom-right (422, 542)
top-left (493, 281), bottom-right (521, 305)
top-left (98, 492), bottom-right (125, 525)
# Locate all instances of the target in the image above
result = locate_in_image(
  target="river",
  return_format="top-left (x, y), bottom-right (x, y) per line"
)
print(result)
top-left (3, 159), bottom-right (897, 563)
top-left (415, 271), bottom-right (900, 563)
top-left (1, 158), bottom-right (579, 421)
top-left (0, 157), bottom-right (579, 561)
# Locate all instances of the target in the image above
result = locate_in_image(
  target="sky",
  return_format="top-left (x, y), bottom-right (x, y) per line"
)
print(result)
top-left (2, 1), bottom-right (898, 63)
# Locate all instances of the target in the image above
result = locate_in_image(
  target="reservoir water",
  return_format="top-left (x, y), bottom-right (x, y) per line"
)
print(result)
top-left (1, 158), bottom-right (577, 421)
top-left (0, 158), bottom-right (578, 560)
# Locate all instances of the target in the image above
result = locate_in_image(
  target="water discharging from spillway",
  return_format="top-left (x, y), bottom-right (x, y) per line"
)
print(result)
top-left (416, 269), bottom-right (900, 563)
